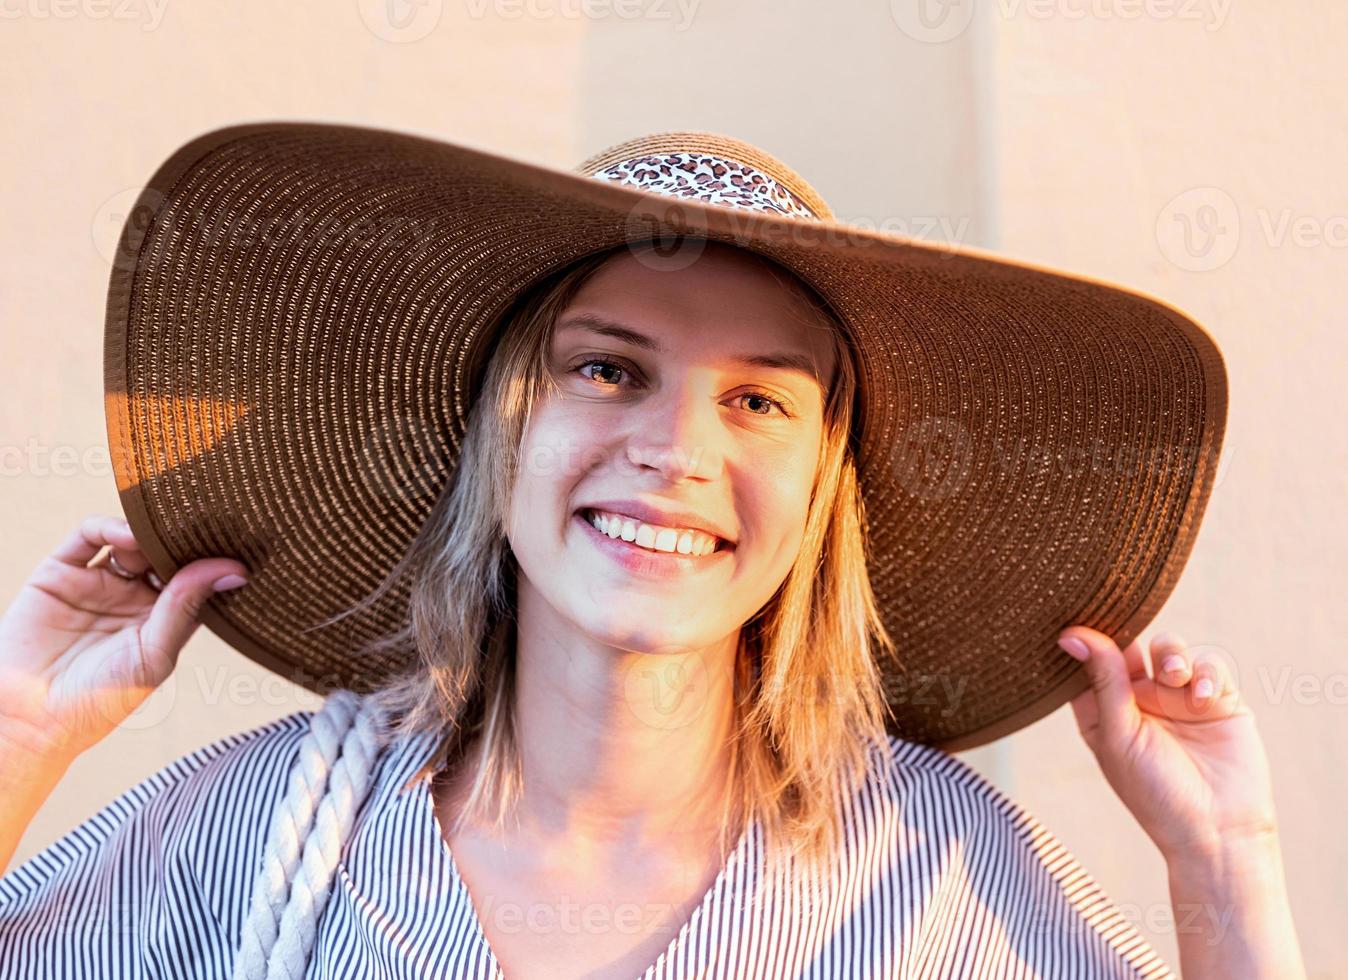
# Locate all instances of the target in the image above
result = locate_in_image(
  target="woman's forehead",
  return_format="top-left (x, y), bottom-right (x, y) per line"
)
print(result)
top-left (556, 246), bottom-right (840, 383)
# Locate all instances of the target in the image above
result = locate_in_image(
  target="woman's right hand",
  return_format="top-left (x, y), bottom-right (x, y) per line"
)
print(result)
top-left (0, 513), bottom-right (250, 768)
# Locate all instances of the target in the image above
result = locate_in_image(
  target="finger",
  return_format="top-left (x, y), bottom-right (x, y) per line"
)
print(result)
top-left (1133, 675), bottom-right (1212, 722)
top-left (87, 543), bottom-right (154, 580)
top-left (1120, 636), bottom-right (1148, 682)
top-left (1058, 627), bottom-right (1143, 752)
top-left (1064, 625), bottom-right (1149, 681)
top-left (138, 559), bottom-right (250, 672)
top-left (1135, 652), bottom-right (1242, 722)
top-left (1189, 652), bottom-right (1238, 713)
top-left (1150, 631), bottom-right (1192, 688)
top-left (1068, 685), bottom-right (1099, 741)
top-left (54, 514), bottom-right (144, 568)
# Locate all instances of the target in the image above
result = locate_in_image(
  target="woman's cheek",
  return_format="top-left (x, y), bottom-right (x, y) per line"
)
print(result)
top-left (764, 462), bottom-right (820, 570)
top-left (536, 405), bottom-right (621, 482)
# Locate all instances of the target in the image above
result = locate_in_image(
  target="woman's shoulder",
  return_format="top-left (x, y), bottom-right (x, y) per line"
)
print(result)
top-left (862, 730), bottom-right (1076, 837)
top-left (849, 732), bottom-right (1176, 978)
top-left (857, 729), bottom-right (1117, 884)
top-left (857, 730), bottom-right (1023, 820)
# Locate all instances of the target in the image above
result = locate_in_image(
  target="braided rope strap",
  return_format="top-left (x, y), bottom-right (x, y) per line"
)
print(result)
top-left (231, 689), bottom-right (389, 980)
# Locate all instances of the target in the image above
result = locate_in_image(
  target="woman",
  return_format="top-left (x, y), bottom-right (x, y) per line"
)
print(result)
top-left (0, 125), bottom-right (1304, 978)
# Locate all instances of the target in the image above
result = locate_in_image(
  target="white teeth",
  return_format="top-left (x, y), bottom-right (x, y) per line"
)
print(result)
top-left (586, 509), bottom-right (721, 556)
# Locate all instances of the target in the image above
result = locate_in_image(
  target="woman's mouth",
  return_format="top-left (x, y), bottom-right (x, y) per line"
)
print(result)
top-left (573, 508), bottom-right (733, 576)
top-left (581, 507), bottom-right (728, 554)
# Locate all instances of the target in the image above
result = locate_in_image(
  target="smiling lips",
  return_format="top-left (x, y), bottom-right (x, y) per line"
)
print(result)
top-left (582, 508), bottom-right (726, 556)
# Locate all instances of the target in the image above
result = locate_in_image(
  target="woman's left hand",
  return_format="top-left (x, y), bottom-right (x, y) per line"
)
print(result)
top-left (1056, 626), bottom-right (1279, 863)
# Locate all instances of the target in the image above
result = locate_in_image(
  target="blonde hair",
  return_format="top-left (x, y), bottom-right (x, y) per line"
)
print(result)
top-left (331, 239), bottom-right (899, 870)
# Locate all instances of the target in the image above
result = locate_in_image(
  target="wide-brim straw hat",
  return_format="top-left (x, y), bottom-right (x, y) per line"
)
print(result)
top-left (103, 121), bottom-right (1227, 751)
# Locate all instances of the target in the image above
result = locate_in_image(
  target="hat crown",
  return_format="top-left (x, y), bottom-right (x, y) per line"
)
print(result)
top-left (574, 131), bottom-right (834, 222)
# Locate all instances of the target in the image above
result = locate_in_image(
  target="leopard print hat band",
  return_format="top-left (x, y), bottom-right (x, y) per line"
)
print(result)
top-left (575, 132), bottom-right (833, 222)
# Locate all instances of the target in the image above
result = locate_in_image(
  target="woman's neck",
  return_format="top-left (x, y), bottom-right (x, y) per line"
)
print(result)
top-left (506, 593), bottom-right (741, 852)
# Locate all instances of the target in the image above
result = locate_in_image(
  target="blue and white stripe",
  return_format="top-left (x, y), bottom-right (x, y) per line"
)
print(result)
top-left (0, 711), bottom-right (1174, 978)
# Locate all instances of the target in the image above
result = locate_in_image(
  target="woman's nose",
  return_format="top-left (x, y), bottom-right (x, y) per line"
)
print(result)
top-left (624, 388), bottom-right (725, 482)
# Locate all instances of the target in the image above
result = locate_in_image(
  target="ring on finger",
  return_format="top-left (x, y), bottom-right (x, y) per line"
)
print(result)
top-left (105, 549), bottom-right (141, 580)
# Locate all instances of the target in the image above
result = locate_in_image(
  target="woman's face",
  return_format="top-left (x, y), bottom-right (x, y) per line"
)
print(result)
top-left (506, 241), bottom-right (838, 656)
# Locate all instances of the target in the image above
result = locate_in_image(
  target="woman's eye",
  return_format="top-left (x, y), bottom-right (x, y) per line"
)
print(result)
top-left (573, 359), bottom-right (792, 419)
top-left (740, 392), bottom-right (790, 417)
top-left (578, 360), bottom-right (626, 386)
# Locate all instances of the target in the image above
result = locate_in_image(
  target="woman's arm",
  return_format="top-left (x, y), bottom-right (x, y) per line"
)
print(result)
top-left (1165, 831), bottom-right (1305, 979)
top-left (0, 743), bottom-right (73, 876)
top-left (1056, 626), bottom-right (1307, 979)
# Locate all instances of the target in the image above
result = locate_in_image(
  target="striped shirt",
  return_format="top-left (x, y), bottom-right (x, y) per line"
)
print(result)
top-left (0, 710), bottom-right (1175, 978)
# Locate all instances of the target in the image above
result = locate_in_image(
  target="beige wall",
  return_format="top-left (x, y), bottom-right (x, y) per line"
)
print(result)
top-left (3, 2), bottom-right (1342, 976)
top-left (983, 6), bottom-right (1347, 978)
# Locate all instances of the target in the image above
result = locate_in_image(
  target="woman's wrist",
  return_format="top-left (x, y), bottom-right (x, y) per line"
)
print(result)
top-left (0, 719), bottom-right (78, 781)
top-left (1162, 823), bottom-right (1279, 874)
top-left (1164, 830), bottom-right (1306, 980)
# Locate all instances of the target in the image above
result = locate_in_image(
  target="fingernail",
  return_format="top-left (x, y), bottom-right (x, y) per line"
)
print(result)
top-left (213, 574), bottom-right (248, 592)
top-left (1058, 636), bottom-right (1090, 661)
top-left (1194, 677), bottom-right (1214, 699)
top-left (1161, 654), bottom-right (1186, 675)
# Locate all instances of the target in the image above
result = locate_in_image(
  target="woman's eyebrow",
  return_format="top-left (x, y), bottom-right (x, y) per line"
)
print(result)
top-left (556, 313), bottom-right (824, 380)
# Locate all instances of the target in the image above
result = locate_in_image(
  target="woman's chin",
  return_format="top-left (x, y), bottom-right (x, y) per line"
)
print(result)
top-left (574, 611), bottom-right (724, 656)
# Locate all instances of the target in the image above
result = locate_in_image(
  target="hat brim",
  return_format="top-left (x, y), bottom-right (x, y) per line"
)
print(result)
top-left (105, 121), bottom-right (1227, 751)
